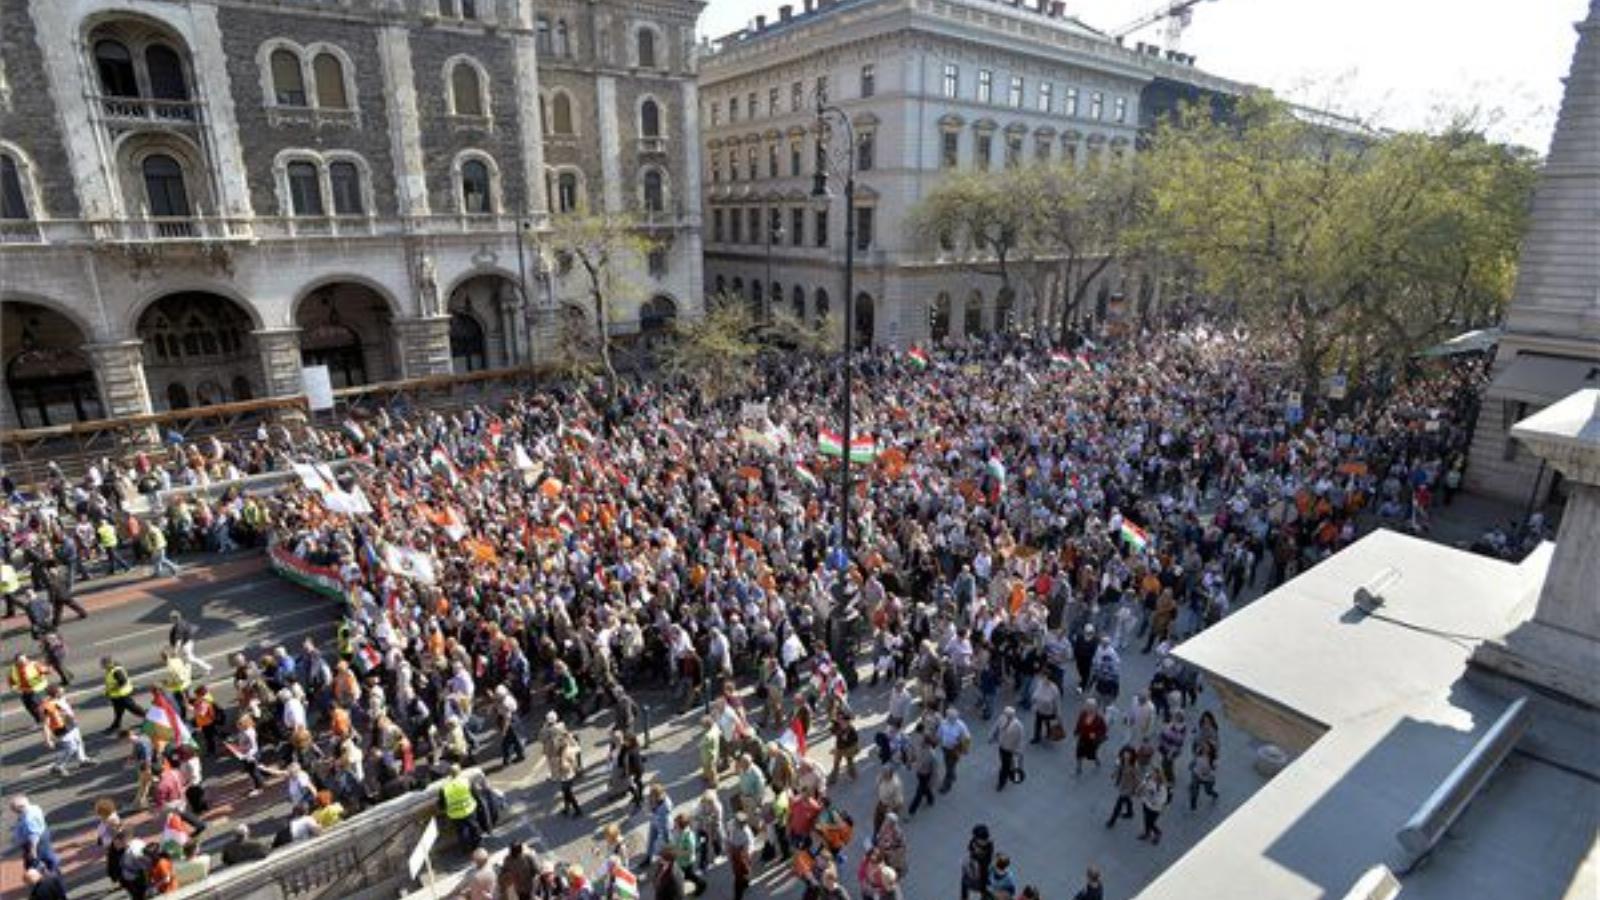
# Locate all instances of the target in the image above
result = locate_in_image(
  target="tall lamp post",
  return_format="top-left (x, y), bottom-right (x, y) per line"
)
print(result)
top-left (764, 205), bottom-right (785, 322)
top-left (812, 93), bottom-right (859, 681)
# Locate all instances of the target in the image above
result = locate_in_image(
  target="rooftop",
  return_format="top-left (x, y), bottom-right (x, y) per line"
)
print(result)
top-left (1147, 530), bottom-right (1599, 900)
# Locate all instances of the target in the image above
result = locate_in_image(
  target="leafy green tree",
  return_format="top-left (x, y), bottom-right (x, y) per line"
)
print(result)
top-left (1142, 95), bottom-right (1533, 393)
top-left (1019, 160), bottom-right (1150, 340)
top-left (911, 170), bottom-right (1030, 316)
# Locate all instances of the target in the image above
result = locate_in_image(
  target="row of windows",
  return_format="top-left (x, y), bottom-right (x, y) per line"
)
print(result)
top-left (708, 130), bottom-right (875, 183)
top-left (540, 92), bottom-right (665, 141)
top-left (709, 205), bottom-right (874, 252)
top-left (710, 75), bottom-right (831, 126)
top-left (709, 63), bottom-right (1127, 126)
top-left (939, 129), bottom-right (1125, 171)
top-left (537, 16), bottom-right (665, 69)
top-left (0, 146), bottom-right (668, 223)
top-left (943, 63), bottom-right (1127, 122)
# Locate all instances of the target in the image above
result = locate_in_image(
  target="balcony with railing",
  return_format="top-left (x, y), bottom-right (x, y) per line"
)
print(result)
top-left (637, 136), bottom-right (668, 155)
top-left (0, 213), bottom-right (546, 248)
top-left (94, 95), bottom-right (203, 124)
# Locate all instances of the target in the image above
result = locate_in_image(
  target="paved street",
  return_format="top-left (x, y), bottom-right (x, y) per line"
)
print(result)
top-left (1, 554), bottom-right (341, 898)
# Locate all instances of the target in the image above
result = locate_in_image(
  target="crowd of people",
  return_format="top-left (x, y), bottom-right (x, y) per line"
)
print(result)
top-left (5, 324), bottom-right (1491, 899)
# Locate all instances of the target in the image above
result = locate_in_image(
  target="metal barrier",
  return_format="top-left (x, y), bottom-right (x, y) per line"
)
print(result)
top-left (1396, 696), bottom-right (1530, 865)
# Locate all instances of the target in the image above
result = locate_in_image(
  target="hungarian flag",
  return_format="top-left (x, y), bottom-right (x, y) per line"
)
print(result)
top-left (986, 456), bottom-right (1007, 483)
top-left (1076, 354), bottom-right (1093, 373)
top-left (161, 811), bottom-right (194, 850)
top-left (1050, 350), bottom-right (1072, 366)
top-left (1120, 520), bottom-right (1151, 553)
top-left (610, 866), bottom-right (639, 900)
top-left (144, 689), bottom-right (194, 748)
top-left (907, 347), bottom-right (929, 369)
top-left (778, 714), bottom-right (807, 759)
top-left (486, 421), bottom-right (504, 448)
top-left (794, 462), bottom-right (820, 489)
top-left (818, 428), bottom-right (845, 457)
top-left (428, 446), bottom-right (459, 485)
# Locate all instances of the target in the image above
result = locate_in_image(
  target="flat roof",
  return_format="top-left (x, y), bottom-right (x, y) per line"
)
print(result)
top-left (1146, 531), bottom-right (1599, 900)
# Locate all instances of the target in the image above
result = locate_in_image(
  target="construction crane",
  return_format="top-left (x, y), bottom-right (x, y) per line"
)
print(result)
top-left (1112, 0), bottom-right (1214, 53)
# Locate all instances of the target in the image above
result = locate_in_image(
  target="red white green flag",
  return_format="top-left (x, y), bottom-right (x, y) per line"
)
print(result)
top-left (794, 462), bottom-right (821, 488)
top-left (1120, 520), bottom-right (1151, 552)
top-left (818, 429), bottom-right (876, 463)
top-left (907, 346), bottom-right (930, 369)
top-left (1050, 350), bottom-right (1072, 366)
top-left (611, 865), bottom-right (640, 900)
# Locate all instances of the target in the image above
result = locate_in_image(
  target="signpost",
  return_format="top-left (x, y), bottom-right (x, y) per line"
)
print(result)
top-left (408, 818), bottom-right (439, 897)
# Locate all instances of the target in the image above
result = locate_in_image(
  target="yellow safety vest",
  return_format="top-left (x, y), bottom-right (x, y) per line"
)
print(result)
top-left (165, 657), bottom-right (191, 693)
top-left (97, 522), bottom-right (119, 548)
top-left (0, 564), bottom-right (19, 595)
top-left (440, 776), bottom-right (477, 821)
top-left (10, 661), bottom-right (48, 695)
top-left (105, 666), bottom-right (134, 699)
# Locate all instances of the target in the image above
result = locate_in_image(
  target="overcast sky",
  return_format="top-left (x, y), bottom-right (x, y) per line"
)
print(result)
top-left (697, 0), bottom-right (1590, 152)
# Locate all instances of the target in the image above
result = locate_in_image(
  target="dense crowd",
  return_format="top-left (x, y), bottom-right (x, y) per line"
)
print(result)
top-left (5, 325), bottom-right (1491, 900)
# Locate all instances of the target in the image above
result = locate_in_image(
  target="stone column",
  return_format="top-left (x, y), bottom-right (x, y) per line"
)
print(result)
top-left (596, 75), bottom-right (623, 213)
top-left (253, 328), bottom-right (304, 397)
top-left (379, 27), bottom-right (430, 217)
top-left (83, 341), bottom-right (153, 420)
top-left (1473, 389), bottom-right (1600, 707)
top-left (393, 316), bottom-right (453, 378)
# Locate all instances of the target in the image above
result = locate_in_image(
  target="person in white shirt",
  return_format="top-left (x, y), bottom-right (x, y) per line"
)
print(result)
top-left (935, 708), bottom-right (971, 793)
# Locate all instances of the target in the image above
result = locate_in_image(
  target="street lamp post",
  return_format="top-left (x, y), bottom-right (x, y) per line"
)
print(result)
top-left (812, 94), bottom-right (859, 681)
top-left (764, 206), bottom-right (785, 322)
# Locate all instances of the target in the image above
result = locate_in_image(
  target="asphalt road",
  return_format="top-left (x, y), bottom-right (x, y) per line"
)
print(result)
top-left (1, 553), bottom-right (342, 898)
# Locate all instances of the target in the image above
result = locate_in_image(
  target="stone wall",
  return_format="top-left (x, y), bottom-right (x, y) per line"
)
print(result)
top-left (2, 0), bottom-right (80, 218)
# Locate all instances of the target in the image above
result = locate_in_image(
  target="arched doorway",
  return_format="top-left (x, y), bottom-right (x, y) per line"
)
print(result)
top-left (930, 293), bottom-right (951, 342)
top-left (2, 301), bottom-right (102, 427)
top-left (791, 285), bottom-right (806, 322)
top-left (449, 312), bottom-right (487, 372)
top-left (136, 291), bottom-right (258, 411)
top-left (640, 295), bottom-right (678, 334)
top-left (853, 292), bottom-right (875, 346)
top-left (965, 290), bottom-right (985, 338)
top-left (295, 283), bottom-right (395, 388)
top-left (814, 288), bottom-right (830, 327)
top-left (447, 274), bottom-right (517, 370)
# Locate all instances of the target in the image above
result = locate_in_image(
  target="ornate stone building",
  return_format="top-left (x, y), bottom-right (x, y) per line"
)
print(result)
top-left (0, 0), bottom-right (704, 429)
top-left (1466, 1), bottom-right (1600, 506)
top-left (697, 0), bottom-right (1242, 347)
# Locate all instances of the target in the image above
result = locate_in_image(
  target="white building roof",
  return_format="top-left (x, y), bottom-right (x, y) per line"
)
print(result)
top-left (1145, 530), bottom-right (1599, 900)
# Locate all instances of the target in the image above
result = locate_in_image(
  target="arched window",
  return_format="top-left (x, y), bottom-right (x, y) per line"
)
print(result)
top-left (555, 20), bottom-right (570, 57)
top-left (286, 160), bottom-right (323, 215)
top-left (792, 285), bottom-right (805, 321)
top-left (95, 41), bottom-right (138, 97)
top-left (715, 275), bottom-right (726, 295)
top-left (815, 288), bottom-right (830, 325)
top-left (752, 281), bottom-right (764, 306)
top-left (965, 291), bottom-right (985, 337)
top-left (556, 171), bottom-right (579, 214)
top-left (328, 161), bottom-right (363, 215)
top-left (270, 48), bottom-right (306, 105)
top-left (449, 312), bottom-right (487, 372)
top-left (231, 375), bottom-right (254, 401)
top-left (854, 292), bottom-right (875, 345)
top-left (451, 62), bottom-right (484, 116)
top-left (640, 99), bottom-right (661, 138)
top-left (642, 169), bottom-right (664, 213)
top-left (166, 382), bottom-right (191, 410)
top-left (636, 28), bottom-right (657, 69)
top-left (930, 292), bottom-right (951, 341)
top-left (461, 158), bottom-right (492, 213)
top-left (731, 278), bottom-right (744, 297)
top-left (535, 16), bottom-right (552, 54)
top-left (142, 155), bottom-right (190, 217)
top-left (313, 53), bottom-right (348, 109)
top-left (145, 45), bottom-right (188, 101)
top-left (552, 93), bottom-right (574, 134)
top-left (1, 154), bottom-right (30, 220)
top-left (641, 296), bottom-right (677, 333)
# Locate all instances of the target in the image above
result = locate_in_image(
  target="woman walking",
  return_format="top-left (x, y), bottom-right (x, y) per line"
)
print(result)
top-left (1137, 768), bottom-right (1170, 845)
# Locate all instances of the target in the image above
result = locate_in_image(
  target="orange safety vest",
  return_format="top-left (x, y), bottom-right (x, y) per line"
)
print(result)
top-left (193, 698), bottom-right (216, 728)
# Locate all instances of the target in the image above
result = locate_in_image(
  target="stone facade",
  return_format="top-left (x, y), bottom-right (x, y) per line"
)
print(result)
top-left (697, 0), bottom-right (1245, 347)
top-left (1467, 1), bottom-right (1600, 505)
top-left (0, 0), bottom-right (703, 429)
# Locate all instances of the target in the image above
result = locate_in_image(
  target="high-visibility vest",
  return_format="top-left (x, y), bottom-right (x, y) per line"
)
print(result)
top-left (97, 522), bottom-right (119, 548)
top-left (440, 776), bottom-right (477, 821)
top-left (165, 657), bottom-right (191, 692)
top-left (10, 661), bottom-right (48, 695)
top-left (337, 623), bottom-right (353, 656)
top-left (105, 666), bottom-right (134, 698)
top-left (0, 564), bottom-right (20, 595)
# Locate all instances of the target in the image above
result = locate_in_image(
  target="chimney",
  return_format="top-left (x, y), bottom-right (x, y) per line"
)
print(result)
top-left (780, 4), bottom-right (793, 20)
top-left (804, 0), bottom-right (815, 10)
top-left (755, 14), bottom-right (766, 30)
top-left (1051, 2), bottom-right (1065, 17)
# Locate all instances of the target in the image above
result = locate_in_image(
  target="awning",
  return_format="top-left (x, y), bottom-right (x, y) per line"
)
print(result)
top-left (1487, 353), bottom-right (1600, 404)
top-left (1419, 326), bottom-right (1502, 357)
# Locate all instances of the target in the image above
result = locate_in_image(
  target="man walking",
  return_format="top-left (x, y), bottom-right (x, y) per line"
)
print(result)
top-left (991, 706), bottom-right (1024, 791)
top-left (906, 732), bottom-right (938, 816)
top-left (168, 612), bottom-right (213, 676)
top-left (936, 707), bottom-right (972, 793)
